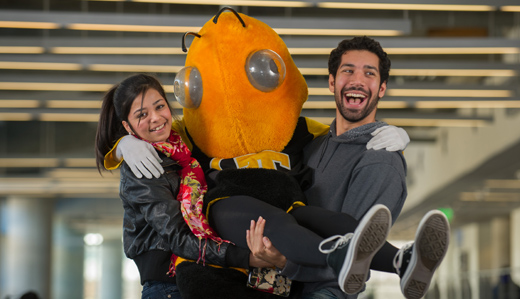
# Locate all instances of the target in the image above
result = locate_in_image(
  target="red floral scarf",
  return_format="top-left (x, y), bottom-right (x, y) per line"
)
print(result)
top-left (145, 131), bottom-right (228, 269)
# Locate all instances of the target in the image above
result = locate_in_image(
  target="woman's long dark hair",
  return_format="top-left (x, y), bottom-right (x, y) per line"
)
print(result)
top-left (94, 74), bottom-right (172, 173)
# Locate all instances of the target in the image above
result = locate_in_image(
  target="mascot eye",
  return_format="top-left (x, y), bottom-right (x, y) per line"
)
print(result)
top-left (245, 49), bottom-right (286, 92)
top-left (174, 66), bottom-right (203, 109)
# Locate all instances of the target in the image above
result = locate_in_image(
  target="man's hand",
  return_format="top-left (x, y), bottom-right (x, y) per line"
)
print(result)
top-left (249, 253), bottom-right (274, 268)
top-left (246, 217), bottom-right (287, 269)
top-left (116, 135), bottom-right (164, 179)
top-left (367, 125), bottom-right (410, 151)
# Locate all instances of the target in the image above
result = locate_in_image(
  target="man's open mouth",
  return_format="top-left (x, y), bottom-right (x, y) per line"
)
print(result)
top-left (344, 92), bottom-right (367, 106)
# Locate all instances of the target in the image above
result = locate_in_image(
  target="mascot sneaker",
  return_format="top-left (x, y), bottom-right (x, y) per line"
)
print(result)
top-left (394, 210), bottom-right (450, 299)
top-left (319, 204), bottom-right (392, 294)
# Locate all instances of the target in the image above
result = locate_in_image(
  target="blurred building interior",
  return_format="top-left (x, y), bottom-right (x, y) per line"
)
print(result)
top-left (0, 0), bottom-right (520, 298)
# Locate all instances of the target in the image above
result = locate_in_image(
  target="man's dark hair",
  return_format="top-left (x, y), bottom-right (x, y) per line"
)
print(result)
top-left (328, 36), bottom-right (391, 85)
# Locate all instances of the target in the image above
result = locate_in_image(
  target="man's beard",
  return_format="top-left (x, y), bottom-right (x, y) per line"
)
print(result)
top-left (335, 86), bottom-right (379, 123)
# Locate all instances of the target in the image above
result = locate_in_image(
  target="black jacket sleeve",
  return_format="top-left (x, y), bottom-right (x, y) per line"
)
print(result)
top-left (119, 158), bottom-right (249, 269)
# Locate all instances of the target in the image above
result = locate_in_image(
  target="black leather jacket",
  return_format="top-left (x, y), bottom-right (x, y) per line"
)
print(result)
top-left (119, 154), bottom-right (249, 284)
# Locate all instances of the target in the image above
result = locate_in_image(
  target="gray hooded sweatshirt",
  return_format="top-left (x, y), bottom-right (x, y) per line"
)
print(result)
top-left (281, 120), bottom-right (407, 299)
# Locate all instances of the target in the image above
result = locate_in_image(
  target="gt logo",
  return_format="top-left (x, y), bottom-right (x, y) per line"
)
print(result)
top-left (210, 150), bottom-right (291, 170)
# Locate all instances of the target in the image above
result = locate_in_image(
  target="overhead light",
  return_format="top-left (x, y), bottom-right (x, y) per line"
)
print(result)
top-left (0, 179), bottom-right (119, 195)
top-left (378, 101), bottom-right (409, 109)
top-left (318, 2), bottom-right (495, 11)
top-left (90, 0), bottom-right (313, 7)
top-left (88, 64), bottom-right (183, 73)
top-left (50, 47), bottom-right (184, 55)
top-left (460, 191), bottom-right (520, 202)
top-left (40, 113), bottom-right (100, 122)
top-left (0, 161), bottom-right (102, 170)
top-left (0, 20), bottom-right (402, 37)
top-left (307, 117), bottom-right (487, 127)
top-left (36, 46), bottom-right (520, 56)
top-left (47, 100), bottom-right (101, 109)
top-left (0, 82), bottom-right (513, 102)
top-left (307, 98), bottom-right (511, 110)
top-left (302, 68), bottom-right (518, 77)
top-left (289, 47), bottom-right (520, 55)
top-left (308, 87), bottom-right (513, 98)
top-left (2, 62), bottom-right (515, 78)
top-left (303, 100), bottom-right (408, 109)
top-left (48, 168), bottom-right (117, 178)
top-left (45, 100), bottom-right (181, 110)
top-left (0, 113), bottom-right (33, 121)
top-left (64, 158), bottom-right (97, 167)
top-left (274, 28), bottom-right (402, 36)
top-left (0, 158), bottom-right (59, 167)
top-left (298, 68), bottom-right (329, 76)
top-left (501, 6), bottom-right (520, 12)
top-left (67, 23), bottom-right (200, 33)
top-left (0, 82), bottom-right (111, 92)
top-left (309, 116), bottom-right (334, 125)
top-left (390, 69), bottom-right (517, 77)
top-left (0, 47), bottom-right (45, 54)
top-left (0, 21), bottom-right (60, 29)
top-left (388, 89), bottom-right (512, 98)
top-left (0, 100), bottom-right (40, 108)
top-left (84, 233), bottom-right (104, 246)
top-left (0, 61), bottom-right (182, 73)
top-left (386, 48), bottom-right (520, 55)
top-left (289, 48), bottom-right (332, 55)
top-left (485, 179), bottom-right (520, 189)
top-left (1, 178), bottom-right (52, 183)
top-left (303, 101), bottom-right (336, 109)
top-left (415, 101), bottom-right (520, 109)
top-left (308, 88), bottom-right (333, 96)
top-left (382, 118), bottom-right (489, 127)
top-left (65, 23), bottom-right (404, 37)
top-left (0, 61), bottom-right (83, 71)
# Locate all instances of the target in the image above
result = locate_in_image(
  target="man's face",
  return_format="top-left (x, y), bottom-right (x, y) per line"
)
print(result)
top-left (329, 50), bottom-right (387, 124)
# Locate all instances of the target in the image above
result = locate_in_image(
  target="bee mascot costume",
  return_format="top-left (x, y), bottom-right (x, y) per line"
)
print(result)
top-left (105, 6), bottom-right (408, 297)
top-left (171, 7), bottom-right (329, 299)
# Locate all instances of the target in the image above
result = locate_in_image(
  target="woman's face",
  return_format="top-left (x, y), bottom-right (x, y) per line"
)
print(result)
top-left (122, 88), bottom-right (172, 143)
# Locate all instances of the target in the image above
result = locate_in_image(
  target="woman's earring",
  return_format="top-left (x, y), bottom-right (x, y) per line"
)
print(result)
top-left (128, 131), bottom-right (134, 135)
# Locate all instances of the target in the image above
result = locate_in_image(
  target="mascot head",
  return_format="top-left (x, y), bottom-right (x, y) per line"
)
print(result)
top-left (174, 7), bottom-right (308, 159)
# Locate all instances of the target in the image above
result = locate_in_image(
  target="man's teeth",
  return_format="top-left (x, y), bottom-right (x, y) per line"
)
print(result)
top-left (152, 124), bottom-right (165, 131)
top-left (345, 93), bottom-right (365, 104)
top-left (345, 93), bottom-right (365, 98)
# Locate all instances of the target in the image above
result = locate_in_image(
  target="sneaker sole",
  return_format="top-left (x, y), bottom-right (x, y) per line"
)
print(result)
top-left (339, 205), bottom-right (391, 294)
top-left (401, 211), bottom-right (450, 299)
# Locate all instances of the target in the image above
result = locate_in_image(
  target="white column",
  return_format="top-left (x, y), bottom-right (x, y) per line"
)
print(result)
top-left (3, 196), bottom-right (53, 299)
top-left (0, 198), bottom-right (7, 299)
top-left (98, 237), bottom-right (123, 299)
top-left (511, 208), bottom-right (520, 285)
top-left (490, 217), bottom-right (510, 284)
top-left (449, 223), bottom-right (479, 299)
top-left (466, 224), bottom-right (480, 299)
top-left (435, 227), bottom-right (455, 299)
top-left (52, 216), bottom-right (84, 299)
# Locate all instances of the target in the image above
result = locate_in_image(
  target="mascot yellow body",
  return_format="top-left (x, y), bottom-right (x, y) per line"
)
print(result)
top-left (171, 8), bottom-right (329, 299)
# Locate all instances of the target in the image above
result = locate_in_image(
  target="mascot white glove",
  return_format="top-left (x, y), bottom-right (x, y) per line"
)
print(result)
top-left (116, 135), bottom-right (164, 179)
top-left (367, 125), bottom-right (410, 151)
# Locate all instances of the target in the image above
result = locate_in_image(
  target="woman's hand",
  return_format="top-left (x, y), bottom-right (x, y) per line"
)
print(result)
top-left (246, 216), bottom-right (287, 269)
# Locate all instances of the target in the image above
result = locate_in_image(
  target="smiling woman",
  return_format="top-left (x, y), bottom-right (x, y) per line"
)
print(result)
top-left (122, 88), bottom-right (173, 143)
top-left (93, 74), bottom-right (266, 299)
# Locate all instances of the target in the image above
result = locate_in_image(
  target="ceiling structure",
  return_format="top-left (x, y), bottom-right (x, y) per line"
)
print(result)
top-left (1, 0), bottom-right (520, 238)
